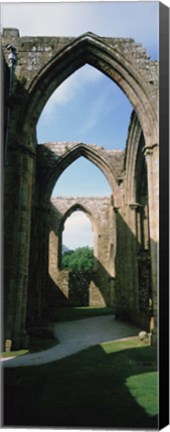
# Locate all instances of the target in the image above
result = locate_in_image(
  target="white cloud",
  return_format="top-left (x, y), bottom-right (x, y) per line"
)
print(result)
top-left (64, 211), bottom-right (92, 230)
top-left (63, 211), bottom-right (93, 249)
top-left (41, 74), bottom-right (78, 117)
top-left (1, 2), bottom-right (159, 59)
top-left (40, 65), bottom-right (102, 118)
top-left (1, 4), bottom-right (75, 36)
top-left (79, 66), bottom-right (102, 83)
top-left (39, 66), bottom-right (112, 132)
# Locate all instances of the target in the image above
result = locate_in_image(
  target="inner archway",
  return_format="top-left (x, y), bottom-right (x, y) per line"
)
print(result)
top-left (62, 210), bottom-right (94, 253)
top-left (48, 197), bottom-right (116, 308)
top-left (51, 156), bottom-right (112, 198)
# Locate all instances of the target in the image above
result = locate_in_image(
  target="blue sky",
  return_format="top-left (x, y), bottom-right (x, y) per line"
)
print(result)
top-left (1, 2), bottom-right (159, 59)
top-left (1, 1), bottom-right (159, 249)
top-left (38, 65), bottom-right (133, 150)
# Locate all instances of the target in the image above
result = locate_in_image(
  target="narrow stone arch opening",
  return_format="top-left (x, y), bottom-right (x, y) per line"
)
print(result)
top-left (61, 210), bottom-right (95, 276)
top-left (48, 198), bottom-right (116, 308)
top-left (58, 205), bottom-right (96, 272)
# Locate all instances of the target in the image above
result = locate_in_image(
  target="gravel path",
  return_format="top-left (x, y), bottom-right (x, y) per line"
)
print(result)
top-left (2, 315), bottom-right (139, 368)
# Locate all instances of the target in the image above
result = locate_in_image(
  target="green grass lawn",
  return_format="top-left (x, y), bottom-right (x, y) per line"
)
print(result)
top-left (3, 336), bottom-right (158, 429)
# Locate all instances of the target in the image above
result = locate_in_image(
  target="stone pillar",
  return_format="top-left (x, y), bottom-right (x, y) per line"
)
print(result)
top-left (27, 206), bottom-right (46, 323)
top-left (4, 148), bottom-right (35, 349)
top-left (144, 144), bottom-right (159, 327)
top-left (35, 206), bottom-right (51, 320)
top-left (114, 206), bottom-right (128, 316)
top-left (49, 230), bottom-right (59, 275)
top-left (129, 203), bottom-right (141, 311)
top-left (114, 203), bottom-right (144, 325)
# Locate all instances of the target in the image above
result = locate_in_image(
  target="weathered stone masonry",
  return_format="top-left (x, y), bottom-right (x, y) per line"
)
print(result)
top-left (27, 143), bottom-right (121, 319)
top-left (49, 196), bottom-right (116, 308)
top-left (2, 29), bottom-right (159, 349)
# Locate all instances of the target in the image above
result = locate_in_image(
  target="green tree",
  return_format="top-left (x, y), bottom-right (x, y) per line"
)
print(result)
top-left (62, 246), bottom-right (94, 271)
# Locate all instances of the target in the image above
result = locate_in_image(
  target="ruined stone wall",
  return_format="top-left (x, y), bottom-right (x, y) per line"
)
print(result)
top-left (47, 271), bottom-right (109, 309)
top-left (2, 28), bottom-right (158, 97)
top-left (2, 29), bottom-right (159, 347)
top-left (26, 195), bottom-right (117, 319)
top-left (2, 28), bottom-right (158, 150)
top-left (36, 142), bottom-right (125, 206)
top-left (47, 196), bottom-right (116, 308)
top-left (25, 143), bottom-right (121, 320)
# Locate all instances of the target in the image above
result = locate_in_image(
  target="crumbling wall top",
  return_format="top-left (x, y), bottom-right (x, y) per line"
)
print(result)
top-left (2, 28), bottom-right (158, 88)
top-left (37, 142), bottom-right (125, 179)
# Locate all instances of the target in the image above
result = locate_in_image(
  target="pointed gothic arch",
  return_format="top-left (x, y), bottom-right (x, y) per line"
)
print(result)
top-left (61, 202), bottom-right (95, 229)
top-left (2, 29), bottom-right (159, 349)
top-left (124, 111), bottom-right (143, 204)
top-left (20, 32), bottom-right (158, 148)
top-left (60, 204), bottom-right (95, 266)
top-left (47, 143), bottom-right (119, 200)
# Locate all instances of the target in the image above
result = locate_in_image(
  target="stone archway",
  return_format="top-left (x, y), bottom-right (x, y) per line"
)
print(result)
top-left (18, 32), bottom-right (158, 148)
top-left (47, 197), bottom-right (116, 308)
top-left (2, 29), bottom-right (159, 348)
top-left (49, 200), bottom-right (98, 276)
top-left (123, 111), bottom-right (157, 327)
top-left (36, 142), bottom-right (122, 204)
top-left (27, 145), bottom-right (118, 320)
top-left (58, 202), bottom-right (97, 270)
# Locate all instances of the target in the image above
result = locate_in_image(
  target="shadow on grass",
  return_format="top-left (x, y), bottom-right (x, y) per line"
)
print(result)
top-left (3, 340), bottom-right (158, 429)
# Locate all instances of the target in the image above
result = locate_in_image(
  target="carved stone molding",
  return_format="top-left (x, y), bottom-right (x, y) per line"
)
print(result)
top-left (143, 143), bottom-right (159, 157)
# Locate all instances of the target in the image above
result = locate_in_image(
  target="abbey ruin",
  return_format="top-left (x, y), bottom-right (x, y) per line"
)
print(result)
top-left (2, 29), bottom-right (159, 349)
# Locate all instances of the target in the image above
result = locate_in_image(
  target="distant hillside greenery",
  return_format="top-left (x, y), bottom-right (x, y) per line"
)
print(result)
top-left (62, 246), bottom-right (94, 271)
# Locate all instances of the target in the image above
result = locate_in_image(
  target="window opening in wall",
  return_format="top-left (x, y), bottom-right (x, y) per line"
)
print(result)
top-left (37, 64), bottom-right (133, 151)
top-left (50, 156), bottom-right (112, 273)
top-left (38, 61), bottom-right (133, 309)
top-left (62, 210), bottom-right (94, 272)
